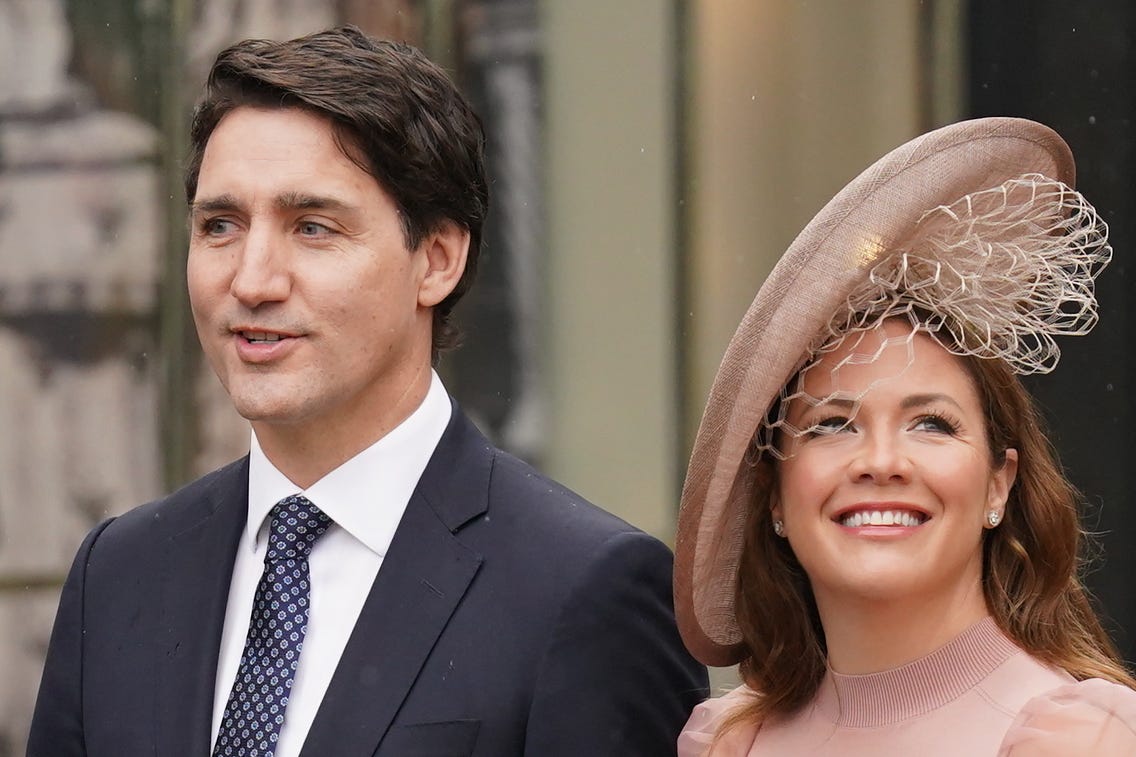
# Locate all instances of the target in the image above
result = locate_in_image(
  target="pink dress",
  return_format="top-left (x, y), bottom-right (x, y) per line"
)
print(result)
top-left (679, 617), bottom-right (1136, 756)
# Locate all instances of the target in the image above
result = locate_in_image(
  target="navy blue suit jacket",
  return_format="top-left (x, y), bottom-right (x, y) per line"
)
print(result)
top-left (28, 405), bottom-right (708, 755)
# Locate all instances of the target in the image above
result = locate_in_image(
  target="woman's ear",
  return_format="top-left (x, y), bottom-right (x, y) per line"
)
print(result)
top-left (986, 447), bottom-right (1018, 523)
top-left (770, 487), bottom-right (783, 525)
top-left (417, 220), bottom-right (470, 308)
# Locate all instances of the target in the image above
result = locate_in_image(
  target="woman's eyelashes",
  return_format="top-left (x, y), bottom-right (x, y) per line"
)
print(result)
top-left (797, 408), bottom-right (963, 439)
top-left (911, 410), bottom-right (962, 435)
top-left (801, 415), bottom-right (854, 438)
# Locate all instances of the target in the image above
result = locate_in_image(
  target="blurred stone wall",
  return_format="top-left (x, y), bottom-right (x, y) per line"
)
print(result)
top-left (0, 2), bottom-right (163, 752)
top-left (446, 0), bottom-right (545, 461)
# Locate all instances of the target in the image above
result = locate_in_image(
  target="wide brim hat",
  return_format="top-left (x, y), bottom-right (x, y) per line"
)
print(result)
top-left (674, 117), bottom-right (1076, 667)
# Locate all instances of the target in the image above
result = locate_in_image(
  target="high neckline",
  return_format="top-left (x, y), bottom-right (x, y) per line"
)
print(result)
top-left (817, 616), bottom-right (1021, 727)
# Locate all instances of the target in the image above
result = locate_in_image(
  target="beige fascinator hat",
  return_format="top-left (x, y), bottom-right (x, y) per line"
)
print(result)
top-left (674, 117), bottom-right (1112, 667)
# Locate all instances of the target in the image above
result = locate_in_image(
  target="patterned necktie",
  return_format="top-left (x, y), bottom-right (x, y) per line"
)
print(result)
top-left (213, 495), bottom-right (332, 757)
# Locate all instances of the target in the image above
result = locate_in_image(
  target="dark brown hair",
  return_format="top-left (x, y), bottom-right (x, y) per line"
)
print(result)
top-left (185, 26), bottom-right (488, 359)
top-left (729, 343), bottom-right (1135, 730)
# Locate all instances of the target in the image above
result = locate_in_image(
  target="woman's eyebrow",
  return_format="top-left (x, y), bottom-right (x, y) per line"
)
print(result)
top-left (811, 397), bottom-right (856, 410)
top-left (901, 392), bottom-right (963, 411)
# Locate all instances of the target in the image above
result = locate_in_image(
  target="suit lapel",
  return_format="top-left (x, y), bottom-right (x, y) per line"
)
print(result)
top-left (155, 459), bottom-right (249, 756)
top-left (300, 408), bottom-right (490, 756)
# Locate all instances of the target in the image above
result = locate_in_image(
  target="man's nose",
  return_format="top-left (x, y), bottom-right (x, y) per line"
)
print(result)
top-left (229, 225), bottom-right (291, 307)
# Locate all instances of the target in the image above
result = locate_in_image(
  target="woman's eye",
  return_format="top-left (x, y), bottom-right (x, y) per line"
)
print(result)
top-left (913, 413), bottom-right (960, 434)
top-left (804, 416), bottom-right (853, 437)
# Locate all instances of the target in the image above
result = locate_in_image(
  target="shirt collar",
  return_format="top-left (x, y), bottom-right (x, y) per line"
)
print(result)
top-left (247, 370), bottom-right (452, 556)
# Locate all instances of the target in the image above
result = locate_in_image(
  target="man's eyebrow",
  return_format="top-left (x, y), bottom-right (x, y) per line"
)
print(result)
top-left (190, 194), bottom-right (241, 215)
top-left (189, 192), bottom-right (359, 215)
top-left (274, 192), bottom-right (357, 214)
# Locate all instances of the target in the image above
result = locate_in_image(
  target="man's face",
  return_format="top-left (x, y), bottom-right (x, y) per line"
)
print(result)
top-left (187, 106), bottom-right (436, 446)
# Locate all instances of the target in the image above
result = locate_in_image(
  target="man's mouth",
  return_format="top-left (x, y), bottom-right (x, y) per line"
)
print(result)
top-left (838, 509), bottom-right (927, 528)
top-left (240, 331), bottom-right (285, 343)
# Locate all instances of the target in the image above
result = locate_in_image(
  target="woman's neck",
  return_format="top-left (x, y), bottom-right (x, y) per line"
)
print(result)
top-left (815, 584), bottom-right (990, 674)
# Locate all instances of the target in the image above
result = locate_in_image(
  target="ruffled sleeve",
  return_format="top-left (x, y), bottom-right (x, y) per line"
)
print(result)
top-left (998, 678), bottom-right (1136, 756)
top-left (677, 686), bottom-right (761, 757)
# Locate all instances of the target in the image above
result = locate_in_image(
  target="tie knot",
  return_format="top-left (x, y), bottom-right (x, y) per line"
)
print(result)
top-left (265, 494), bottom-right (331, 563)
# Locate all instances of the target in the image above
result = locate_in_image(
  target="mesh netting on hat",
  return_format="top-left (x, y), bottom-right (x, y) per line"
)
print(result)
top-left (755, 173), bottom-right (1111, 459)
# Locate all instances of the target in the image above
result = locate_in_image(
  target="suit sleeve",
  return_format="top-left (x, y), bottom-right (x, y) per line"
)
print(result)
top-left (523, 530), bottom-right (709, 756)
top-left (27, 519), bottom-right (114, 757)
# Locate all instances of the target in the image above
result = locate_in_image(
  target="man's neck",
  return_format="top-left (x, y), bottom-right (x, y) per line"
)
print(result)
top-left (253, 366), bottom-right (433, 489)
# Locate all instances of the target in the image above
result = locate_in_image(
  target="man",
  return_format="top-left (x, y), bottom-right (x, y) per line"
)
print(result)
top-left (28, 26), bottom-right (707, 757)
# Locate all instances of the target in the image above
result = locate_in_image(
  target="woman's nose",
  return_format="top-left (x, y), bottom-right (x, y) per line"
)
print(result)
top-left (848, 432), bottom-right (913, 484)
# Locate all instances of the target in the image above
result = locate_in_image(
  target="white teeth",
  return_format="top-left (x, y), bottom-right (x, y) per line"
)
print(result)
top-left (839, 510), bottom-right (925, 528)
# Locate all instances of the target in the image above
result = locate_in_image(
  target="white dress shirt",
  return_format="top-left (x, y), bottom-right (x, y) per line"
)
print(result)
top-left (210, 371), bottom-right (452, 756)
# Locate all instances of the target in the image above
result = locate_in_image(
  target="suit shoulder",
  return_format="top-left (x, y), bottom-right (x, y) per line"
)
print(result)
top-left (488, 449), bottom-right (587, 502)
top-left (486, 449), bottom-right (665, 550)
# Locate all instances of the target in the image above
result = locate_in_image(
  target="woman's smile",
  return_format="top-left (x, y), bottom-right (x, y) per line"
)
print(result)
top-left (773, 319), bottom-right (1016, 610)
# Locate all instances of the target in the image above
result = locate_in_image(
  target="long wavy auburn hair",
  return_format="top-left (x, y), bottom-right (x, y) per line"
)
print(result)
top-left (723, 347), bottom-right (1136, 734)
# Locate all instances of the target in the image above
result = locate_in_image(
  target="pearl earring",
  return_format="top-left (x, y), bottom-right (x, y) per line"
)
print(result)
top-left (988, 511), bottom-right (1001, 527)
top-left (773, 520), bottom-right (785, 537)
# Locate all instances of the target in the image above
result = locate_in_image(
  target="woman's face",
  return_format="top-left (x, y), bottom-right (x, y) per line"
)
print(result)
top-left (773, 319), bottom-right (1017, 615)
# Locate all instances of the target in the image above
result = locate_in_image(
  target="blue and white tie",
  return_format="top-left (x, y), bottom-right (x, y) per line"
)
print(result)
top-left (213, 495), bottom-right (331, 757)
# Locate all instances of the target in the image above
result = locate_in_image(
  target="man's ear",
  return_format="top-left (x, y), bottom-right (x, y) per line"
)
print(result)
top-left (418, 220), bottom-right (470, 308)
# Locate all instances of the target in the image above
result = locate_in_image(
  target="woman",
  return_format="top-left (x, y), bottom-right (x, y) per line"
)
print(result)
top-left (674, 118), bottom-right (1136, 755)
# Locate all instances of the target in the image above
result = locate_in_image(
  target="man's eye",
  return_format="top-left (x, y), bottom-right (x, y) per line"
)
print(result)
top-left (201, 218), bottom-right (236, 235)
top-left (298, 221), bottom-right (331, 236)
